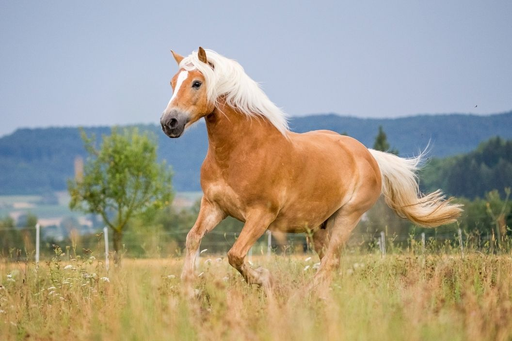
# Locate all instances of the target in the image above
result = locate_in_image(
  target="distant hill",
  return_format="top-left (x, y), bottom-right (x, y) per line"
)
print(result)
top-left (0, 111), bottom-right (511, 194)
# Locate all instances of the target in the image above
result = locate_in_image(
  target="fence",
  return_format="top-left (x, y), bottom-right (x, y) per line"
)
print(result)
top-left (2, 223), bottom-right (511, 266)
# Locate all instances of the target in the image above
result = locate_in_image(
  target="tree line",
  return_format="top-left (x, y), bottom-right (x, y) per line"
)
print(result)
top-left (2, 112), bottom-right (512, 194)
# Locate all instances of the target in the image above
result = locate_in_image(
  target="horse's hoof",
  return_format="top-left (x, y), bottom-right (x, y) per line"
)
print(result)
top-left (254, 267), bottom-right (273, 289)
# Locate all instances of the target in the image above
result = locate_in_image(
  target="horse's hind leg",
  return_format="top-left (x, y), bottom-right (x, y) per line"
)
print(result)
top-left (227, 209), bottom-right (277, 291)
top-left (311, 228), bottom-right (329, 260)
top-left (312, 208), bottom-right (364, 289)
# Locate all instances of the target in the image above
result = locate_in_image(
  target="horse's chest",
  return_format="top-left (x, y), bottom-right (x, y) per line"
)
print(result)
top-left (203, 181), bottom-right (246, 221)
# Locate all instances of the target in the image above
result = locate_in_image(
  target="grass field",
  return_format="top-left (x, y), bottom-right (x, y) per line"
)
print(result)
top-left (1, 253), bottom-right (512, 340)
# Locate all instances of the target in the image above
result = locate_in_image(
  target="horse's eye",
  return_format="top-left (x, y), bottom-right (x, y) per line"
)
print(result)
top-left (192, 80), bottom-right (202, 89)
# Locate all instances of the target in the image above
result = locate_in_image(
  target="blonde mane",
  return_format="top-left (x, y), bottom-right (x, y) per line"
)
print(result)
top-left (180, 49), bottom-right (289, 136)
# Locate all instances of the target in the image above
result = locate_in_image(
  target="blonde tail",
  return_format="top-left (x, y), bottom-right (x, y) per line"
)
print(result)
top-left (369, 149), bottom-right (462, 227)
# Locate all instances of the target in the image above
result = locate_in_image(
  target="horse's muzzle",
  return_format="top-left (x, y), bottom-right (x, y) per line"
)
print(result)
top-left (160, 110), bottom-right (188, 138)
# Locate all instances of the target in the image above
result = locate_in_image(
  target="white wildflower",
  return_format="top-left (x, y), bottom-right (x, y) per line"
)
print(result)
top-left (47, 286), bottom-right (56, 290)
top-left (198, 272), bottom-right (204, 277)
top-left (305, 257), bottom-right (312, 262)
top-left (313, 262), bottom-right (321, 269)
top-left (89, 256), bottom-right (96, 261)
top-left (167, 275), bottom-right (176, 279)
top-left (216, 258), bottom-right (222, 262)
top-left (64, 265), bottom-right (73, 270)
top-left (100, 277), bottom-right (110, 283)
top-left (303, 265), bottom-right (311, 271)
top-left (200, 249), bottom-right (208, 254)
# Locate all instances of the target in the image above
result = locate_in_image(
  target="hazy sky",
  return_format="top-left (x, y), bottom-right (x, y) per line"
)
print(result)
top-left (1, 1), bottom-right (511, 137)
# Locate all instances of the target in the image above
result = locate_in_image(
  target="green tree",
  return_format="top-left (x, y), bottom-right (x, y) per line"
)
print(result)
top-left (421, 137), bottom-right (512, 199)
top-left (68, 127), bottom-right (173, 263)
top-left (16, 212), bottom-right (38, 228)
top-left (373, 125), bottom-right (398, 155)
top-left (0, 215), bottom-right (20, 257)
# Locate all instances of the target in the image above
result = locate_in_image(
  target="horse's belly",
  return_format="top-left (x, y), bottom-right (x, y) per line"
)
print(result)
top-left (269, 199), bottom-right (342, 233)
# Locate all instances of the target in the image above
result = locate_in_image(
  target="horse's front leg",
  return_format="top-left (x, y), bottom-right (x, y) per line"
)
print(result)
top-left (181, 198), bottom-right (225, 283)
top-left (227, 210), bottom-right (277, 290)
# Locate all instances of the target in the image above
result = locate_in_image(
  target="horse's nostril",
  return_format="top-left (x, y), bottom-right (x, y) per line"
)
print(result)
top-left (169, 118), bottom-right (178, 128)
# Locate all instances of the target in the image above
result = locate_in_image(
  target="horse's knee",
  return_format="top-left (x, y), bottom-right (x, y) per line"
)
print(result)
top-left (185, 230), bottom-right (201, 250)
top-left (227, 250), bottom-right (244, 270)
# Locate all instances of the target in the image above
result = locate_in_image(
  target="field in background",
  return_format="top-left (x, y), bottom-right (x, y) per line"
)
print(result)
top-left (0, 191), bottom-right (203, 226)
top-left (2, 253), bottom-right (512, 340)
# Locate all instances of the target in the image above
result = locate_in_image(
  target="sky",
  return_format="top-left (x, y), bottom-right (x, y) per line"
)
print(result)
top-left (1, 1), bottom-right (511, 137)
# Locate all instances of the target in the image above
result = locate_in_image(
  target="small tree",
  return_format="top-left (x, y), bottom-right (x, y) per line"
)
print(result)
top-left (68, 127), bottom-right (173, 263)
top-left (373, 125), bottom-right (398, 155)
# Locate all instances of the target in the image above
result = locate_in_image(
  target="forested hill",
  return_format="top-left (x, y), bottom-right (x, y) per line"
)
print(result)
top-left (0, 111), bottom-right (511, 194)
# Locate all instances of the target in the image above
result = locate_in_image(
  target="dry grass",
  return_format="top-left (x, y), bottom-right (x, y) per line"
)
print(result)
top-left (1, 253), bottom-right (512, 340)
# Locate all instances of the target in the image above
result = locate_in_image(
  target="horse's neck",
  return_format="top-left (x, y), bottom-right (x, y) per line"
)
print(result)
top-left (205, 101), bottom-right (284, 156)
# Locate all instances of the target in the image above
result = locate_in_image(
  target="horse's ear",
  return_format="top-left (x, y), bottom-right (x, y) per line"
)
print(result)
top-left (171, 50), bottom-right (184, 65)
top-left (198, 47), bottom-right (208, 64)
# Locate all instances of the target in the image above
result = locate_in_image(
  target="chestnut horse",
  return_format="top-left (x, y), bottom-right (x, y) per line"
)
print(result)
top-left (160, 47), bottom-right (462, 290)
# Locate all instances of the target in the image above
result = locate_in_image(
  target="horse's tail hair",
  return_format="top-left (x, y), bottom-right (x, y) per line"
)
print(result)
top-left (369, 149), bottom-right (462, 228)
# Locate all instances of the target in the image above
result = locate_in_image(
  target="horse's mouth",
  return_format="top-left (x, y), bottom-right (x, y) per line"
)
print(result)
top-left (161, 124), bottom-right (184, 138)
top-left (160, 113), bottom-right (188, 138)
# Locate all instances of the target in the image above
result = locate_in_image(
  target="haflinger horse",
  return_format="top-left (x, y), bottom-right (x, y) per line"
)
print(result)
top-left (160, 47), bottom-right (462, 292)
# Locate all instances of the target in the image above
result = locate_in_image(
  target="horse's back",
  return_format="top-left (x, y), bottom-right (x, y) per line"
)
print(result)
top-left (268, 129), bottom-right (381, 231)
top-left (290, 129), bottom-right (376, 166)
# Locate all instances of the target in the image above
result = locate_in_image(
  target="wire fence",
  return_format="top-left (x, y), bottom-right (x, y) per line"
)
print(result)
top-left (2, 223), bottom-right (512, 264)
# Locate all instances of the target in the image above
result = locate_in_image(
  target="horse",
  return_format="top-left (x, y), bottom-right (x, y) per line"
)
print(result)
top-left (160, 47), bottom-right (462, 291)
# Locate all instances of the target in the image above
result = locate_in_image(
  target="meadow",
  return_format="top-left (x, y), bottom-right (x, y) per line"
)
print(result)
top-left (2, 251), bottom-right (512, 341)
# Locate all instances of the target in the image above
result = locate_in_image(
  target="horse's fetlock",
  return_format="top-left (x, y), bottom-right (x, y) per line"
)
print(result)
top-left (227, 251), bottom-right (244, 269)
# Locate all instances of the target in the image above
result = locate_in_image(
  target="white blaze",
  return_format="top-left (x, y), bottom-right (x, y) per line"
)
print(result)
top-left (168, 70), bottom-right (189, 106)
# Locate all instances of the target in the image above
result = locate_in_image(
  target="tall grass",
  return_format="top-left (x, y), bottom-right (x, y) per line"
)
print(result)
top-left (2, 251), bottom-right (512, 340)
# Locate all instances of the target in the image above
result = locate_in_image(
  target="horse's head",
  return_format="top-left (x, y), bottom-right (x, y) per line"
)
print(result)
top-left (160, 47), bottom-right (214, 138)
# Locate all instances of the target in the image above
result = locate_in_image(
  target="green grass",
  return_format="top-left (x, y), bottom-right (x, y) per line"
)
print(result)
top-left (2, 253), bottom-right (512, 340)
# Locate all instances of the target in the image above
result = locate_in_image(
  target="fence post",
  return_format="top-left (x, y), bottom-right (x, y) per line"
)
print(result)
top-left (421, 232), bottom-right (426, 254)
top-left (458, 228), bottom-right (464, 257)
top-left (35, 223), bottom-right (40, 264)
top-left (380, 231), bottom-right (386, 256)
top-left (104, 227), bottom-right (109, 271)
top-left (267, 231), bottom-right (272, 257)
